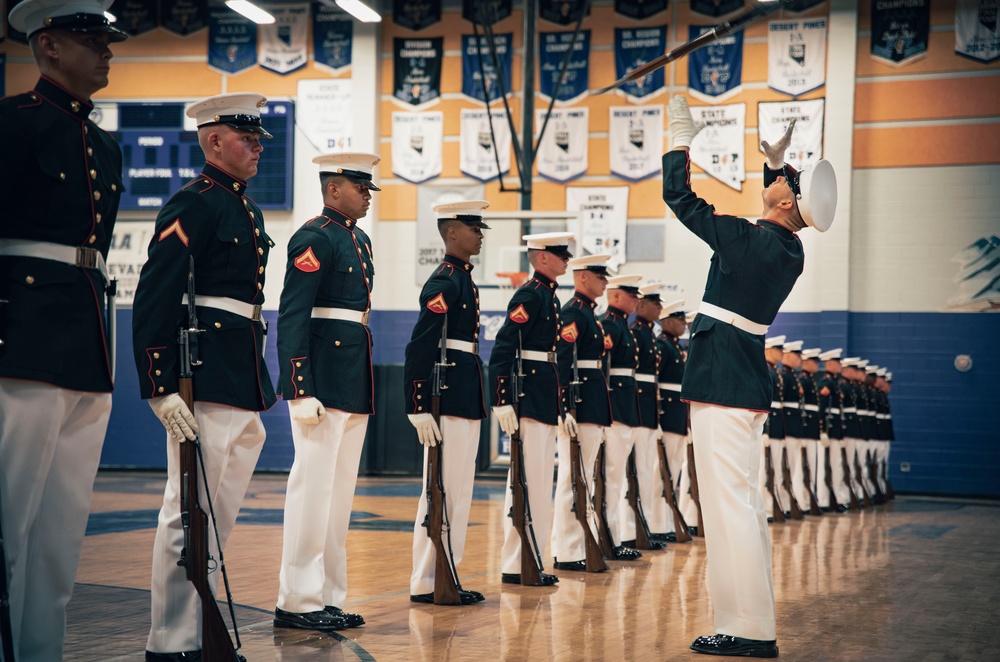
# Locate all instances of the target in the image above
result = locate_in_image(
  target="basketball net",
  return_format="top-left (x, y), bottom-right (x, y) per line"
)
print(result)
top-left (496, 271), bottom-right (528, 300)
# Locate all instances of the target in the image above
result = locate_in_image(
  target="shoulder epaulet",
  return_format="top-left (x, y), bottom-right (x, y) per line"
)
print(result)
top-left (181, 177), bottom-right (214, 194)
top-left (2, 91), bottom-right (43, 110)
top-left (434, 262), bottom-right (459, 279)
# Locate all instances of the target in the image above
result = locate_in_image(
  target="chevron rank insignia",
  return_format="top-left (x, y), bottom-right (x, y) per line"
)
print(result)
top-left (604, 333), bottom-right (614, 349)
top-left (560, 322), bottom-right (579, 343)
top-left (510, 304), bottom-right (530, 324)
top-left (294, 247), bottom-right (321, 272)
top-left (158, 219), bottom-right (189, 246)
top-left (426, 293), bottom-right (448, 314)
top-left (820, 386), bottom-right (831, 396)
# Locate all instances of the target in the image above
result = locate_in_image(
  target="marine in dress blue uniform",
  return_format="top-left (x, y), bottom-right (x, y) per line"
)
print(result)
top-left (599, 274), bottom-right (646, 560)
top-left (840, 358), bottom-right (869, 505)
top-left (817, 348), bottom-right (850, 511)
top-left (762, 336), bottom-right (791, 519)
top-left (274, 152), bottom-right (380, 631)
top-left (800, 348), bottom-right (825, 512)
top-left (663, 97), bottom-right (837, 658)
top-left (550, 254), bottom-right (613, 571)
top-left (132, 92), bottom-right (275, 661)
top-left (0, 3), bottom-right (125, 659)
top-left (489, 232), bottom-right (572, 586)
top-left (405, 200), bottom-right (490, 604)
top-left (780, 341), bottom-right (810, 511)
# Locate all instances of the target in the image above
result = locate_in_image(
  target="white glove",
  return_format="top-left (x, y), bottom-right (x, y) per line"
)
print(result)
top-left (408, 413), bottom-right (442, 447)
top-left (288, 397), bottom-right (326, 425)
top-left (760, 118), bottom-right (797, 170)
top-left (148, 393), bottom-right (199, 442)
top-left (820, 432), bottom-right (830, 447)
top-left (560, 412), bottom-right (578, 438)
top-left (667, 96), bottom-right (705, 149)
top-left (493, 405), bottom-right (519, 436)
top-left (655, 428), bottom-right (663, 441)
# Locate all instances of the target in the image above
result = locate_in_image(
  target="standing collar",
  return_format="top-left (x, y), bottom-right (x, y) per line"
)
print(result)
top-left (757, 219), bottom-right (799, 239)
top-left (573, 291), bottom-right (597, 309)
top-left (202, 162), bottom-right (249, 196)
top-left (34, 76), bottom-right (93, 122)
top-left (322, 206), bottom-right (359, 230)
top-left (633, 318), bottom-right (654, 329)
top-left (443, 253), bottom-right (474, 273)
top-left (531, 271), bottom-right (557, 291)
top-left (606, 306), bottom-right (627, 318)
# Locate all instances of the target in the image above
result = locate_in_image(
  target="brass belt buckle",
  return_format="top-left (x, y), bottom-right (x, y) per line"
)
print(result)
top-left (546, 351), bottom-right (556, 363)
top-left (251, 304), bottom-right (263, 322)
top-left (472, 341), bottom-right (479, 354)
top-left (361, 310), bottom-right (371, 326)
top-left (76, 247), bottom-right (98, 270)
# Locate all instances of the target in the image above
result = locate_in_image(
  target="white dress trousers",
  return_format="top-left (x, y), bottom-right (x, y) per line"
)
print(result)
top-left (410, 416), bottom-right (481, 595)
top-left (784, 437), bottom-right (808, 509)
top-left (501, 418), bottom-right (556, 574)
top-left (0, 379), bottom-right (111, 662)
top-left (758, 438), bottom-right (771, 518)
top-left (830, 441), bottom-right (851, 506)
top-left (550, 423), bottom-right (604, 563)
top-left (663, 431), bottom-right (695, 530)
top-left (605, 422), bottom-right (639, 546)
top-left (147, 403), bottom-right (265, 654)
top-left (813, 439), bottom-right (830, 508)
top-left (844, 437), bottom-right (867, 501)
top-left (277, 407), bottom-right (369, 613)
top-left (623, 426), bottom-right (665, 535)
top-left (690, 402), bottom-right (776, 641)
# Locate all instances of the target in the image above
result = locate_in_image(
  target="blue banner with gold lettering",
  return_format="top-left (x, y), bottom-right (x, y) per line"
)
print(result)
top-left (313, 3), bottom-right (353, 74)
top-left (871, 0), bottom-right (930, 67)
top-left (688, 24), bottom-right (743, 103)
top-left (614, 25), bottom-right (667, 102)
top-left (111, 0), bottom-right (158, 36)
top-left (160, 0), bottom-right (207, 37)
top-left (539, 30), bottom-right (591, 104)
top-left (394, 37), bottom-right (444, 107)
top-left (462, 32), bottom-right (513, 103)
top-left (208, 7), bottom-right (256, 75)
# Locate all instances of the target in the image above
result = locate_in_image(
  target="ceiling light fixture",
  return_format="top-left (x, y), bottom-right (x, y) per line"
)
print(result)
top-left (225, 0), bottom-right (276, 24)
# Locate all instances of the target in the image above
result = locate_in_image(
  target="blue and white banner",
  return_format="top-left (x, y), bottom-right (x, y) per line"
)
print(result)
top-left (110, 0), bottom-right (158, 37)
top-left (566, 187), bottom-right (630, 271)
top-left (768, 18), bottom-right (827, 97)
top-left (956, 0), bottom-right (1000, 63)
top-left (688, 25), bottom-right (743, 103)
top-left (460, 108), bottom-right (511, 182)
top-left (461, 32), bottom-right (513, 103)
top-left (160, 0), bottom-right (207, 37)
top-left (536, 107), bottom-right (589, 182)
top-left (393, 0), bottom-right (441, 31)
top-left (312, 4), bottom-right (353, 74)
top-left (615, 0), bottom-right (668, 20)
top-left (539, 30), bottom-right (591, 104)
top-left (298, 79), bottom-right (354, 152)
top-left (208, 7), bottom-right (256, 76)
top-left (614, 25), bottom-right (667, 103)
top-left (871, 0), bottom-right (930, 68)
top-left (392, 112), bottom-right (444, 184)
top-left (690, 103), bottom-right (746, 191)
top-left (540, 0), bottom-right (590, 25)
top-left (394, 37), bottom-right (444, 108)
top-left (609, 105), bottom-right (663, 182)
top-left (690, 0), bottom-right (744, 18)
top-left (259, 3), bottom-right (309, 75)
top-left (757, 98), bottom-right (825, 172)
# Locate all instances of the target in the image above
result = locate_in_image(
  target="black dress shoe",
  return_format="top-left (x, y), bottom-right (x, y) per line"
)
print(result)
top-left (145, 651), bottom-right (201, 662)
top-left (324, 605), bottom-right (365, 628)
top-left (691, 634), bottom-right (778, 658)
top-left (688, 526), bottom-right (699, 536)
top-left (834, 503), bottom-right (849, 513)
top-left (274, 607), bottom-right (346, 631)
top-left (410, 590), bottom-right (483, 605)
top-left (462, 588), bottom-right (485, 602)
top-left (612, 546), bottom-right (642, 561)
top-left (553, 559), bottom-right (587, 571)
top-left (650, 532), bottom-right (677, 543)
top-left (501, 572), bottom-right (559, 586)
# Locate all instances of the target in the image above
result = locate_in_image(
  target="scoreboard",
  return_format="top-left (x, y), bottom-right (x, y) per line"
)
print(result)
top-left (93, 101), bottom-right (294, 211)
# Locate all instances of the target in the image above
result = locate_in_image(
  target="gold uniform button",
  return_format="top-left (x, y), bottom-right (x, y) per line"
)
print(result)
top-left (462, 304), bottom-right (467, 309)
top-left (296, 362), bottom-right (302, 367)
top-left (25, 275), bottom-right (35, 284)
top-left (531, 369), bottom-right (536, 375)
top-left (234, 237), bottom-right (239, 244)
top-left (93, 191), bottom-right (101, 201)
top-left (297, 376), bottom-right (303, 381)
top-left (59, 172), bottom-right (66, 181)
top-left (417, 383), bottom-right (422, 388)
top-left (87, 147), bottom-right (93, 156)
top-left (84, 126), bottom-right (89, 134)
top-left (88, 235), bottom-right (96, 244)
top-left (348, 267), bottom-right (353, 272)
top-left (214, 322), bottom-right (221, 329)
top-left (158, 386), bottom-right (164, 393)
top-left (153, 352), bottom-right (160, 359)
top-left (258, 266), bottom-right (264, 274)
top-left (255, 228), bottom-right (260, 236)
top-left (90, 169), bottom-right (97, 179)
top-left (155, 370), bottom-right (161, 376)
top-left (111, 184), bottom-right (117, 192)
top-left (335, 341), bottom-right (341, 346)
top-left (71, 101), bottom-right (81, 112)
top-left (96, 213), bottom-right (102, 223)
top-left (417, 406), bottom-right (423, 411)
top-left (299, 389), bottom-right (305, 395)
top-left (417, 395), bottom-right (422, 400)
top-left (257, 282), bottom-right (262, 289)
top-left (250, 212), bottom-right (255, 219)
top-left (258, 247), bottom-right (264, 255)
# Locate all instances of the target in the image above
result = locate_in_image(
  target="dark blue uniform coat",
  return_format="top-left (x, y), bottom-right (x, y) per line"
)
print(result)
top-left (818, 374), bottom-right (844, 439)
top-left (656, 333), bottom-right (688, 435)
top-left (632, 318), bottom-right (661, 430)
top-left (800, 371), bottom-right (821, 439)
top-left (841, 380), bottom-right (863, 439)
top-left (556, 292), bottom-right (611, 427)
top-left (781, 366), bottom-right (806, 438)
top-left (600, 306), bottom-right (640, 428)
top-left (766, 364), bottom-right (785, 439)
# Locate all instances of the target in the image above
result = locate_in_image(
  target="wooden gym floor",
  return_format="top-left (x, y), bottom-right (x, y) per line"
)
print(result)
top-left (66, 471), bottom-right (999, 661)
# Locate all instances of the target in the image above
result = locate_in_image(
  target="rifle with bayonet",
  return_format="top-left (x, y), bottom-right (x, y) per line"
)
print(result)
top-left (176, 257), bottom-right (244, 661)
top-left (568, 343), bottom-right (608, 572)
top-left (687, 443), bottom-right (705, 536)
top-left (781, 446), bottom-right (804, 519)
top-left (421, 317), bottom-right (463, 604)
top-left (801, 445), bottom-right (823, 516)
top-left (507, 332), bottom-right (545, 585)
top-left (656, 438), bottom-right (692, 541)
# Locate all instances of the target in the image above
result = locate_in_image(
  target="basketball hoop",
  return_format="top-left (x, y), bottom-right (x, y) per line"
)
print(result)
top-left (496, 271), bottom-right (529, 297)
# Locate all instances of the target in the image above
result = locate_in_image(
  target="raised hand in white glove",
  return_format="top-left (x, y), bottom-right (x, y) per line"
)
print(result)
top-left (288, 397), bottom-right (326, 425)
top-left (408, 413), bottom-right (442, 447)
top-left (760, 118), bottom-right (797, 170)
top-left (148, 393), bottom-right (199, 442)
top-left (820, 432), bottom-right (830, 447)
top-left (560, 412), bottom-right (578, 438)
top-left (493, 405), bottom-right (519, 436)
top-left (667, 95), bottom-right (705, 149)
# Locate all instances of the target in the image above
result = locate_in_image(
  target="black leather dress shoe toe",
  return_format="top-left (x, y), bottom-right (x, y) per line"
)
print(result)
top-left (501, 572), bottom-right (559, 586)
top-left (324, 605), bottom-right (365, 628)
top-left (690, 634), bottom-right (778, 658)
top-left (612, 546), bottom-right (642, 561)
top-left (145, 650), bottom-right (201, 661)
top-left (411, 590), bottom-right (483, 605)
top-left (274, 607), bottom-right (346, 631)
top-left (650, 532), bottom-right (677, 543)
top-left (553, 559), bottom-right (587, 571)
top-left (834, 504), bottom-right (849, 513)
top-left (688, 526), bottom-right (700, 536)
top-left (461, 588), bottom-right (486, 602)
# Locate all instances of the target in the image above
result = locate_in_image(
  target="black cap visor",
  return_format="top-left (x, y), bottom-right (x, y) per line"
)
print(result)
top-left (439, 214), bottom-right (490, 229)
top-left (35, 12), bottom-right (128, 42)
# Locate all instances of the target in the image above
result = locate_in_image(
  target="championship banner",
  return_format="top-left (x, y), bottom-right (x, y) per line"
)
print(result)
top-left (416, 185), bottom-right (486, 286)
top-left (689, 103), bottom-right (746, 191)
top-left (259, 3), bottom-right (308, 75)
top-left (540, 0), bottom-right (590, 25)
top-left (462, 32), bottom-right (513, 103)
top-left (757, 98), bottom-right (825, 172)
top-left (539, 30), bottom-right (591, 104)
top-left (160, 0), bottom-right (207, 37)
top-left (566, 187), bottom-right (630, 270)
top-left (690, 0), bottom-right (744, 18)
top-left (460, 108), bottom-right (511, 182)
top-left (106, 221), bottom-right (156, 306)
top-left (609, 105), bottom-right (663, 182)
top-left (393, 37), bottom-right (444, 108)
top-left (956, 0), bottom-right (1000, 64)
top-left (392, 111), bottom-right (444, 184)
top-left (312, 3), bottom-right (353, 74)
top-left (393, 0), bottom-right (441, 31)
top-left (110, 0), bottom-right (157, 37)
top-left (536, 107), bottom-right (589, 182)
top-left (614, 26), bottom-right (668, 103)
top-left (298, 79), bottom-right (354, 152)
top-left (870, 0), bottom-right (930, 67)
top-left (462, 0), bottom-right (512, 25)
top-left (208, 7), bottom-right (256, 76)
top-left (688, 25), bottom-right (743, 103)
top-left (615, 0), bottom-right (668, 20)
top-left (768, 18), bottom-right (827, 97)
